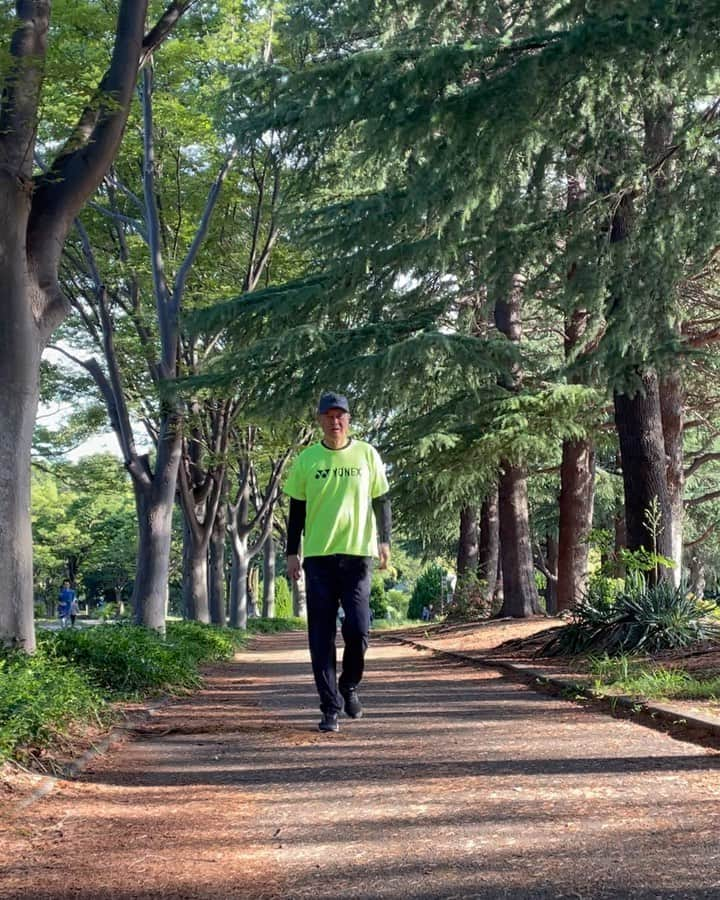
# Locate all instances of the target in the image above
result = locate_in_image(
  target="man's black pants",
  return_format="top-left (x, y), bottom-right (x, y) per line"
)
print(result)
top-left (303, 555), bottom-right (372, 714)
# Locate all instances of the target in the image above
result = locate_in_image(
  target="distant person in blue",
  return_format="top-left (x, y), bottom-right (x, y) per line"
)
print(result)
top-left (58, 579), bottom-right (76, 629)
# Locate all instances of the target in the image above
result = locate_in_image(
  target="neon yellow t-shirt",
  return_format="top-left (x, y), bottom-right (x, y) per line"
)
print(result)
top-left (283, 439), bottom-right (389, 557)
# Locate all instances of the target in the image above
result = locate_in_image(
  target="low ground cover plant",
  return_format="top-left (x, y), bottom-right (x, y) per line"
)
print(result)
top-left (0, 648), bottom-right (104, 764)
top-left (1, 621), bottom-right (249, 765)
top-left (247, 616), bottom-right (306, 634)
top-left (588, 653), bottom-right (720, 702)
top-left (543, 578), bottom-right (720, 657)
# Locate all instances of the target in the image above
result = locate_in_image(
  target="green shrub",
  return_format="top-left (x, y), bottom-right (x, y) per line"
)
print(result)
top-left (166, 620), bottom-right (245, 661)
top-left (370, 571), bottom-right (388, 619)
top-left (446, 573), bottom-right (492, 622)
top-left (543, 579), bottom-right (720, 657)
top-left (247, 617), bottom-right (306, 633)
top-left (386, 589), bottom-right (410, 620)
top-left (0, 648), bottom-right (104, 763)
top-left (45, 625), bottom-right (202, 695)
top-left (274, 577), bottom-right (293, 618)
top-left (408, 563), bottom-right (444, 619)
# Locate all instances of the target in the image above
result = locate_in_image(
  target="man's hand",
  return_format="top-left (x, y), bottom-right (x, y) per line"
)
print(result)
top-left (378, 543), bottom-right (390, 570)
top-left (287, 554), bottom-right (302, 581)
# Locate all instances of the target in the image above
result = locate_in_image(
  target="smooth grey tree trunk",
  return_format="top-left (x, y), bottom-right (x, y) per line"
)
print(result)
top-left (262, 533), bottom-right (276, 618)
top-left (0, 2), bottom-right (182, 650)
top-left (292, 569), bottom-right (307, 618)
top-left (229, 535), bottom-right (250, 629)
top-left (0, 302), bottom-right (41, 650)
top-left (208, 499), bottom-right (227, 625)
top-left (182, 534), bottom-right (210, 624)
top-left (130, 419), bottom-right (182, 632)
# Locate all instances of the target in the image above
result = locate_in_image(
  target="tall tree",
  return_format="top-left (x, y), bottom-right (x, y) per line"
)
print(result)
top-left (0, 1), bottom-right (191, 650)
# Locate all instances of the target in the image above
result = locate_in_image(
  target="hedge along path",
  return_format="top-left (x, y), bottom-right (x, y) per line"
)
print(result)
top-left (3, 631), bottom-right (720, 899)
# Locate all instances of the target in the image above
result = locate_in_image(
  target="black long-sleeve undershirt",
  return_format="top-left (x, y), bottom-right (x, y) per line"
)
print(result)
top-left (286, 493), bottom-right (392, 556)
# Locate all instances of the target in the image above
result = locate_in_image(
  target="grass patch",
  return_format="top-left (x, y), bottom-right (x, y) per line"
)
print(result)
top-left (588, 653), bottom-right (720, 701)
top-left (247, 616), bottom-right (306, 633)
top-left (0, 648), bottom-right (105, 764)
top-left (1, 621), bottom-right (248, 765)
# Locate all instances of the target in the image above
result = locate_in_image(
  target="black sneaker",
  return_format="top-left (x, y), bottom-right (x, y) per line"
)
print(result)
top-left (318, 711), bottom-right (339, 733)
top-left (341, 688), bottom-right (363, 719)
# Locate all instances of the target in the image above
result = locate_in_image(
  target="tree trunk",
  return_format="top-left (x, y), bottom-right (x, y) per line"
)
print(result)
top-left (614, 372), bottom-right (673, 575)
top-left (262, 533), bottom-right (276, 618)
top-left (229, 535), bottom-right (250, 629)
top-left (208, 499), bottom-right (227, 626)
top-left (292, 569), bottom-right (307, 618)
top-left (557, 439), bottom-right (595, 610)
top-left (497, 462), bottom-right (541, 617)
top-left (182, 518), bottom-right (210, 624)
top-left (478, 488), bottom-right (499, 604)
top-left (545, 533), bottom-right (559, 615)
top-left (130, 421), bottom-right (182, 633)
top-left (457, 504), bottom-right (479, 576)
top-left (0, 291), bottom-right (41, 650)
top-left (494, 279), bottom-right (540, 618)
top-left (660, 370), bottom-right (684, 586)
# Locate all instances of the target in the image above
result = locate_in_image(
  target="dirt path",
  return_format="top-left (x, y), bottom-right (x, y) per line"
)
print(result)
top-left (3, 631), bottom-right (720, 899)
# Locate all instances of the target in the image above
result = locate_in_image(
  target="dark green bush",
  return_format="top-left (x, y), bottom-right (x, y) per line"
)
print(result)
top-left (46, 625), bottom-right (202, 695)
top-left (408, 563), bottom-right (444, 619)
top-left (274, 577), bottom-right (293, 618)
top-left (247, 616), bottom-right (306, 633)
top-left (446, 573), bottom-right (492, 622)
top-left (166, 620), bottom-right (245, 661)
top-left (543, 580), bottom-right (720, 657)
top-left (370, 571), bottom-right (388, 619)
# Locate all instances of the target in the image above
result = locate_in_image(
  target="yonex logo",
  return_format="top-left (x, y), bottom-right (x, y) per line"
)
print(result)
top-left (314, 466), bottom-right (361, 479)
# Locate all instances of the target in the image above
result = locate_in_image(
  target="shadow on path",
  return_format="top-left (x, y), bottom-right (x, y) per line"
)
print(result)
top-left (3, 632), bottom-right (720, 899)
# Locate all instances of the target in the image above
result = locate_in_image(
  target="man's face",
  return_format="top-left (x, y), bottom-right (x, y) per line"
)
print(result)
top-left (318, 408), bottom-right (351, 443)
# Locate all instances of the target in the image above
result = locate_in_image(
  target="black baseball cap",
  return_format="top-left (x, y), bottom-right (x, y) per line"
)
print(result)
top-left (317, 392), bottom-right (350, 414)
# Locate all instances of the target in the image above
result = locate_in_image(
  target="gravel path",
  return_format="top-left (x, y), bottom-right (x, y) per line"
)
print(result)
top-left (3, 631), bottom-right (720, 899)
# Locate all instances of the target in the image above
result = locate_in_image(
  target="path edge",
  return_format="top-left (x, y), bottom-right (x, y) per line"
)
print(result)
top-left (385, 635), bottom-right (720, 750)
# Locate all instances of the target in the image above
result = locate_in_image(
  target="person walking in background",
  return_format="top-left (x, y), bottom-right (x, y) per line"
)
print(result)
top-left (57, 579), bottom-right (76, 629)
top-left (69, 594), bottom-right (80, 627)
top-left (285, 392), bottom-right (392, 733)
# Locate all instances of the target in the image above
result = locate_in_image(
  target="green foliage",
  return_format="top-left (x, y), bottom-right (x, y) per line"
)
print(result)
top-left (589, 654), bottom-right (720, 702)
top-left (446, 573), bottom-right (492, 622)
top-left (370, 571), bottom-right (388, 619)
top-left (408, 563), bottom-right (444, 619)
top-left (44, 625), bottom-right (205, 696)
top-left (165, 620), bottom-right (246, 662)
top-left (386, 588), bottom-right (410, 620)
top-left (0, 619), bottom-right (247, 763)
top-left (0, 648), bottom-right (104, 764)
top-left (544, 581), bottom-right (720, 657)
top-left (273, 577), bottom-right (293, 618)
top-left (247, 617), bottom-right (307, 633)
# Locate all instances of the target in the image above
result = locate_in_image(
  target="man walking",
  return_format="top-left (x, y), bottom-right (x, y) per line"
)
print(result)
top-left (285, 392), bottom-right (391, 733)
top-left (57, 579), bottom-right (76, 629)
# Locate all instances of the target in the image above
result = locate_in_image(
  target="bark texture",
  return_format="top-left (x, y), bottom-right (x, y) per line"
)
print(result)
top-left (0, 2), bottom-right (192, 648)
top-left (557, 439), bottom-right (595, 610)
top-left (478, 488), bottom-right (499, 604)
top-left (457, 505), bottom-right (479, 577)
top-left (614, 372), bottom-right (673, 570)
top-left (494, 280), bottom-right (541, 618)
